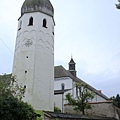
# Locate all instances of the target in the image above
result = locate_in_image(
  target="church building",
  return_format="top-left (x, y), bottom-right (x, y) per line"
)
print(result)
top-left (54, 57), bottom-right (109, 112)
top-left (12, 0), bottom-right (109, 112)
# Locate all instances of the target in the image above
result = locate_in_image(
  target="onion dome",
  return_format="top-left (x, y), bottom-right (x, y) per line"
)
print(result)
top-left (21, 0), bottom-right (54, 17)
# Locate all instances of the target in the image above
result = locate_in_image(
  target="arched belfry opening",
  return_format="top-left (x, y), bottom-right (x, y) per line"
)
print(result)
top-left (28, 17), bottom-right (33, 26)
top-left (43, 18), bottom-right (47, 28)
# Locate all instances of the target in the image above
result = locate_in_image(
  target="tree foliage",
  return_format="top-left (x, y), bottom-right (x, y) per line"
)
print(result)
top-left (0, 74), bottom-right (26, 101)
top-left (109, 96), bottom-right (115, 100)
top-left (116, 1), bottom-right (120, 9)
top-left (66, 82), bottom-right (94, 115)
top-left (113, 94), bottom-right (120, 108)
top-left (0, 96), bottom-right (37, 120)
top-left (0, 74), bottom-right (40, 120)
top-left (54, 104), bottom-right (61, 113)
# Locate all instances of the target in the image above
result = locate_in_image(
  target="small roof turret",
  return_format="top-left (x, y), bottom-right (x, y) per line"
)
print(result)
top-left (68, 57), bottom-right (76, 77)
top-left (69, 58), bottom-right (75, 64)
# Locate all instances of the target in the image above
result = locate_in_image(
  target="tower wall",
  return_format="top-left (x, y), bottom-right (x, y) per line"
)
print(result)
top-left (12, 12), bottom-right (54, 111)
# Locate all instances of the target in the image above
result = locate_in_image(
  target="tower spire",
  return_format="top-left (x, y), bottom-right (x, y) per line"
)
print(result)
top-left (71, 53), bottom-right (73, 59)
top-left (68, 56), bottom-right (77, 77)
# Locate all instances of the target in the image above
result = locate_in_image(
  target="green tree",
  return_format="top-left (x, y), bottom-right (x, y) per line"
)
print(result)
top-left (116, 0), bottom-right (120, 9)
top-left (113, 94), bottom-right (120, 108)
top-left (109, 96), bottom-right (115, 100)
top-left (0, 74), bottom-right (26, 101)
top-left (54, 104), bottom-right (61, 113)
top-left (66, 82), bottom-right (94, 115)
top-left (0, 96), bottom-right (37, 120)
top-left (0, 74), bottom-right (40, 120)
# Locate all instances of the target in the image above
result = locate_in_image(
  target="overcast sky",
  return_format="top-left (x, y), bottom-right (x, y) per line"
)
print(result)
top-left (0, 0), bottom-right (120, 98)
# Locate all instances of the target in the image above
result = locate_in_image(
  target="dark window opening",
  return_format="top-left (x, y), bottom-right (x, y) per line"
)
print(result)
top-left (18, 21), bottom-right (22, 30)
top-left (26, 56), bottom-right (28, 58)
top-left (24, 85), bottom-right (26, 88)
top-left (76, 86), bottom-right (78, 98)
top-left (18, 28), bottom-right (21, 31)
top-left (52, 32), bottom-right (54, 35)
top-left (61, 83), bottom-right (65, 90)
top-left (25, 70), bottom-right (27, 73)
top-left (28, 17), bottom-right (33, 26)
top-left (69, 64), bottom-right (75, 70)
top-left (43, 19), bottom-right (47, 28)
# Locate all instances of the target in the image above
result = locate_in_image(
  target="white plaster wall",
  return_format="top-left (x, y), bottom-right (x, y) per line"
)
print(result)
top-left (54, 77), bottom-right (107, 111)
top-left (72, 85), bottom-right (107, 102)
top-left (91, 94), bottom-right (106, 102)
top-left (54, 94), bottom-right (63, 111)
top-left (54, 90), bottom-right (72, 112)
top-left (54, 77), bottom-right (73, 112)
top-left (12, 12), bottom-right (54, 111)
top-left (54, 77), bottom-right (73, 90)
top-left (96, 94), bottom-right (106, 102)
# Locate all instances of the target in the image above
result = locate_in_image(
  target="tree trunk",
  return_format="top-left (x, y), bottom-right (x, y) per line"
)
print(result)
top-left (82, 109), bottom-right (85, 115)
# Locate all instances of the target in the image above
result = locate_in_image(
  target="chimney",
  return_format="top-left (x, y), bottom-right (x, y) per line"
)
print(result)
top-left (98, 90), bottom-right (102, 93)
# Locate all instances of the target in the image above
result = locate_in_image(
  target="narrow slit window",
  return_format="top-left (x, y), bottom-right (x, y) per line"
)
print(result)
top-left (20, 21), bottom-right (22, 28)
top-left (43, 19), bottom-right (47, 28)
top-left (28, 17), bottom-right (33, 26)
top-left (18, 21), bottom-right (22, 30)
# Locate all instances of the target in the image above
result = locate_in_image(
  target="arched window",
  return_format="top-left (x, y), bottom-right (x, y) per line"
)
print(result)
top-left (61, 83), bottom-right (65, 90)
top-left (28, 17), bottom-right (33, 26)
top-left (43, 18), bottom-right (47, 28)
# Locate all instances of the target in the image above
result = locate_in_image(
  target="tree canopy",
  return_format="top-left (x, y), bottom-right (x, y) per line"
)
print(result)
top-left (0, 74), bottom-right (40, 120)
top-left (116, 1), bottom-right (120, 9)
top-left (66, 82), bottom-right (94, 115)
top-left (113, 94), bottom-right (120, 108)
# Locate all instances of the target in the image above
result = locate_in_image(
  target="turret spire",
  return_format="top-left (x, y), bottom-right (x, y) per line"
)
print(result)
top-left (68, 56), bottom-right (77, 77)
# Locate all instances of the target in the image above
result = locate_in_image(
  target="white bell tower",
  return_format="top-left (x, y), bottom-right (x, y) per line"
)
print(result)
top-left (12, 0), bottom-right (55, 111)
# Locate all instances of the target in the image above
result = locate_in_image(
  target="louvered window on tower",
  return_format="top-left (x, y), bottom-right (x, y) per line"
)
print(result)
top-left (28, 17), bottom-right (33, 26)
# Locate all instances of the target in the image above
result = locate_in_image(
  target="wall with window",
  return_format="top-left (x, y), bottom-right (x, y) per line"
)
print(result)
top-left (54, 77), bottom-right (73, 112)
top-left (17, 12), bottom-right (54, 32)
top-left (54, 77), bottom-right (107, 112)
top-left (54, 77), bottom-right (73, 91)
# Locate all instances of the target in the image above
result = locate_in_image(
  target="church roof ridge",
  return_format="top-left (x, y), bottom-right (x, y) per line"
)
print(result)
top-left (54, 66), bottom-right (109, 100)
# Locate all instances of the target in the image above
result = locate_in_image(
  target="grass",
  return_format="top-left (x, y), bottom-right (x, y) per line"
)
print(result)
top-left (35, 110), bottom-right (44, 120)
